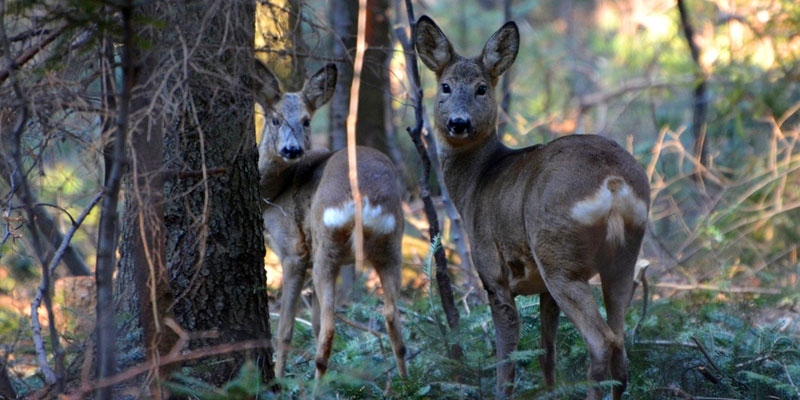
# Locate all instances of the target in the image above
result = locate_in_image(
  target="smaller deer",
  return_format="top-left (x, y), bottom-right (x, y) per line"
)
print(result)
top-left (415, 16), bottom-right (650, 399)
top-left (254, 61), bottom-right (407, 380)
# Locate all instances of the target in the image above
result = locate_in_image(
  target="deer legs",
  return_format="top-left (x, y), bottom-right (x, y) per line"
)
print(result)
top-left (311, 251), bottom-right (339, 379)
top-left (310, 233), bottom-right (408, 380)
top-left (534, 236), bottom-right (629, 400)
top-left (372, 242), bottom-right (408, 378)
top-left (539, 291), bottom-right (560, 389)
top-left (479, 268), bottom-right (521, 397)
top-left (274, 256), bottom-right (308, 378)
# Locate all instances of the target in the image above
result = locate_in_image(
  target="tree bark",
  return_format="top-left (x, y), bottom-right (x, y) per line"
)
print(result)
top-left (329, 0), bottom-right (358, 151)
top-left (355, 0), bottom-right (391, 155)
top-left (160, 0), bottom-right (273, 386)
top-left (116, 0), bottom-right (273, 388)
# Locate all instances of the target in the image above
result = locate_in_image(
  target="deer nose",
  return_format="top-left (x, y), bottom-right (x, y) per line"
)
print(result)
top-left (447, 117), bottom-right (472, 135)
top-left (280, 145), bottom-right (304, 160)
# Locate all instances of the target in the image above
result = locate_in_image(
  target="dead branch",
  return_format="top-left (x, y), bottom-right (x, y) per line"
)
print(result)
top-left (0, 24), bottom-right (69, 85)
top-left (396, 0), bottom-right (460, 332)
top-left (654, 282), bottom-right (781, 295)
top-left (29, 192), bottom-right (102, 386)
top-left (346, 0), bottom-right (368, 272)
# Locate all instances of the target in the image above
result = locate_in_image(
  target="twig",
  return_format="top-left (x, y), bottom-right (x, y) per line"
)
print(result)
top-left (398, 0), bottom-right (460, 332)
top-left (654, 282), bottom-right (781, 295)
top-left (346, 0), bottom-right (368, 272)
top-left (63, 338), bottom-right (272, 400)
top-left (690, 336), bottom-right (723, 376)
top-left (0, 24), bottom-right (69, 85)
top-left (269, 312), bottom-right (312, 328)
top-left (335, 312), bottom-right (384, 338)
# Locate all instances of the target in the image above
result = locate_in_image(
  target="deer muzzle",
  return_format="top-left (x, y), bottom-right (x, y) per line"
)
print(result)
top-left (446, 116), bottom-right (472, 137)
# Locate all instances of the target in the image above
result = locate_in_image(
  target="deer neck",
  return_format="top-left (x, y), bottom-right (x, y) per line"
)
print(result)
top-left (259, 150), bottom-right (333, 206)
top-left (438, 131), bottom-right (503, 211)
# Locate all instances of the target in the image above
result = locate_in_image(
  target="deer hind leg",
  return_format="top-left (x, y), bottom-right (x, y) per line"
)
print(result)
top-left (311, 246), bottom-right (342, 380)
top-left (274, 256), bottom-right (308, 378)
top-left (599, 242), bottom-right (641, 400)
top-left (539, 291), bottom-right (561, 389)
top-left (533, 236), bottom-right (617, 400)
top-left (369, 237), bottom-right (408, 377)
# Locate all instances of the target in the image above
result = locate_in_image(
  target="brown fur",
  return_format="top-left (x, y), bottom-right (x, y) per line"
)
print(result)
top-left (254, 61), bottom-right (407, 380)
top-left (415, 16), bottom-right (650, 399)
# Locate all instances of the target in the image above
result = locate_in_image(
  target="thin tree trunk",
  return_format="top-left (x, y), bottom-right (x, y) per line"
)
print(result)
top-left (116, 18), bottom-right (179, 394)
top-left (329, 0), bottom-right (357, 151)
top-left (399, 0), bottom-right (461, 335)
top-left (94, 3), bottom-right (134, 397)
top-left (677, 0), bottom-right (709, 182)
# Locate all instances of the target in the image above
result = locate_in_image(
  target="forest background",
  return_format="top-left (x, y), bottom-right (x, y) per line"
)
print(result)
top-left (0, 0), bottom-right (799, 399)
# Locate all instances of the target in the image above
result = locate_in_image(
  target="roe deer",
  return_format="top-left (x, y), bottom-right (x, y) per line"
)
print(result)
top-left (414, 16), bottom-right (650, 399)
top-left (254, 61), bottom-right (407, 380)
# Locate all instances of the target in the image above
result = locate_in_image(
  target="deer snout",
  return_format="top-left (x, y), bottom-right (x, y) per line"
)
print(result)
top-left (280, 144), bottom-right (304, 160)
top-left (447, 116), bottom-right (472, 136)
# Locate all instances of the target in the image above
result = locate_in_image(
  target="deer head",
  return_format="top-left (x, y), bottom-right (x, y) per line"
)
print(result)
top-left (415, 15), bottom-right (519, 149)
top-left (254, 61), bottom-right (336, 173)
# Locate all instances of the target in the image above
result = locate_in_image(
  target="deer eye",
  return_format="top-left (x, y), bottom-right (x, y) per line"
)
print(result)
top-left (271, 118), bottom-right (280, 126)
top-left (441, 83), bottom-right (451, 94)
top-left (302, 118), bottom-right (311, 128)
top-left (476, 85), bottom-right (487, 96)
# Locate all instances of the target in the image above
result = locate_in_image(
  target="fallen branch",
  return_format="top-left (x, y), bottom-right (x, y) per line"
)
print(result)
top-left (654, 282), bottom-right (781, 295)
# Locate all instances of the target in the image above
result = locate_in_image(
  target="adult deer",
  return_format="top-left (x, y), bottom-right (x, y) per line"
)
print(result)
top-left (414, 16), bottom-right (649, 399)
top-left (254, 61), bottom-right (407, 380)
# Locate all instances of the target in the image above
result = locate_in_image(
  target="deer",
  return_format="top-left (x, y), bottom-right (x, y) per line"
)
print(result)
top-left (253, 60), bottom-right (407, 380)
top-left (414, 16), bottom-right (650, 399)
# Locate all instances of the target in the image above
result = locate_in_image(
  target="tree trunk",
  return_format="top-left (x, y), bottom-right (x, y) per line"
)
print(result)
top-left (116, 0), bottom-right (273, 388)
top-left (329, 0), bottom-right (357, 151)
top-left (355, 0), bottom-right (391, 155)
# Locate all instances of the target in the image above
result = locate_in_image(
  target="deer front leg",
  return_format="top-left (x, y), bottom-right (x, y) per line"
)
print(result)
top-left (274, 255), bottom-right (308, 378)
top-left (539, 291), bottom-right (560, 389)
top-left (485, 282), bottom-right (520, 397)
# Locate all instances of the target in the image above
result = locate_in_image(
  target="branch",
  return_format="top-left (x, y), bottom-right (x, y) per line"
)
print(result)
top-left (654, 282), bottom-right (781, 295)
top-left (346, 0), bottom-right (368, 272)
top-left (397, 0), bottom-right (460, 331)
top-left (29, 192), bottom-right (102, 386)
top-left (0, 24), bottom-right (69, 85)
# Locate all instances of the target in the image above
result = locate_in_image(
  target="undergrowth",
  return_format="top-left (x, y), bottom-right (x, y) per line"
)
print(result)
top-left (162, 239), bottom-right (800, 400)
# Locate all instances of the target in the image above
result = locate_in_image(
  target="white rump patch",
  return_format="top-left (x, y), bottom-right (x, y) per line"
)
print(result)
top-left (322, 198), bottom-right (396, 234)
top-left (570, 176), bottom-right (648, 246)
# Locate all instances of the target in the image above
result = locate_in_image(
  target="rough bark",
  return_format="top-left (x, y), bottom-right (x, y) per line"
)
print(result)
top-left (159, 0), bottom-right (273, 386)
top-left (115, 0), bottom-right (273, 388)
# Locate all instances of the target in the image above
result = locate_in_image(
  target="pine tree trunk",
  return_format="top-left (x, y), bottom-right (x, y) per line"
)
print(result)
top-left (117, 0), bottom-right (273, 387)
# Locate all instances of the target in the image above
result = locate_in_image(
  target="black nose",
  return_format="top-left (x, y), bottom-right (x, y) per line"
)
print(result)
top-left (447, 117), bottom-right (471, 135)
top-left (280, 146), bottom-right (304, 159)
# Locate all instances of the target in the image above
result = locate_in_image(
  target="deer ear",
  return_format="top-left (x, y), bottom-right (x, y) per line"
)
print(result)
top-left (303, 63), bottom-right (337, 111)
top-left (254, 59), bottom-right (283, 107)
top-left (414, 15), bottom-right (454, 75)
top-left (481, 21), bottom-right (519, 80)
